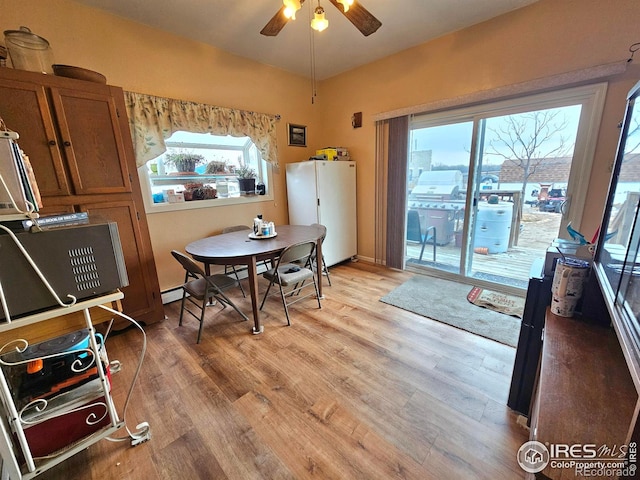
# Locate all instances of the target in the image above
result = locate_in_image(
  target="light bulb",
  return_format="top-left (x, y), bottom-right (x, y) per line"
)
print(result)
top-left (336, 0), bottom-right (354, 12)
top-left (311, 6), bottom-right (329, 32)
top-left (283, 0), bottom-right (301, 19)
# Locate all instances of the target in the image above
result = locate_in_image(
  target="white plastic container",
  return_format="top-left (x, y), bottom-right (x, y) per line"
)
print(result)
top-left (550, 257), bottom-right (590, 317)
top-left (474, 202), bottom-right (513, 254)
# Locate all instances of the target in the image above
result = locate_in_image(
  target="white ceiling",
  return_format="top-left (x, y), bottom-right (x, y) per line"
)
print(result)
top-left (73, 0), bottom-right (538, 80)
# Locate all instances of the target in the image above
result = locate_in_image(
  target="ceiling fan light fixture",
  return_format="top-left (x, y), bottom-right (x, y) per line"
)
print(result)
top-left (311, 5), bottom-right (329, 32)
top-left (336, 0), bottom-right (354, 12)
top-left (283, 0), bottom-right (302, 19)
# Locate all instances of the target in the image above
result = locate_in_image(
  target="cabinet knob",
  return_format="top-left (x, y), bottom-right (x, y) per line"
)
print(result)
top-left (63, 141), bottom-right (71, 147)
top-left (48, 140), bottom-right (56, 146)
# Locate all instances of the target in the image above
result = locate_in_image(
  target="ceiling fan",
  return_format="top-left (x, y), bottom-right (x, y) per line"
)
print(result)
top-left (260, 0), bottom-right (382, 37)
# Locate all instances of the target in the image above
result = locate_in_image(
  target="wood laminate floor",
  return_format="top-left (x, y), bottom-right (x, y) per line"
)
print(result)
top-left (36, 261), bottom-right (528, 479)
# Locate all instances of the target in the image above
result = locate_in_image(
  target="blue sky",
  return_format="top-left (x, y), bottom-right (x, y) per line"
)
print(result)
top-left (410, 105), bottom-right (582, 168)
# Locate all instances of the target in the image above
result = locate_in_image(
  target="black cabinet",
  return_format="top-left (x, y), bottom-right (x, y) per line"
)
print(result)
top-left (507, 259), bottom-right (552, 417)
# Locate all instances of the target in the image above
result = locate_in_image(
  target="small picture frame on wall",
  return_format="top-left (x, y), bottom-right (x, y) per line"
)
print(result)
top-left (287, 123), bottom-right (307, 147)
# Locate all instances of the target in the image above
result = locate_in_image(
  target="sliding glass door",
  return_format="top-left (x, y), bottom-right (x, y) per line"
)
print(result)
top-left (407, 121), bottom-right (473, 275)
top-left (404, 84), bottom-right (607, 292)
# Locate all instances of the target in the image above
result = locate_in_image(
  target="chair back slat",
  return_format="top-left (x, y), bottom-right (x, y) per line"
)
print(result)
top-left (171, 250), bottom-right (206, 278)
top-left (279, 241), bottom-right (316, 265)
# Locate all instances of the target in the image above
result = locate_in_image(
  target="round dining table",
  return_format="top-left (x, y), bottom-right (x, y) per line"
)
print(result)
top-left (185, 224), bottom-right (325, 334)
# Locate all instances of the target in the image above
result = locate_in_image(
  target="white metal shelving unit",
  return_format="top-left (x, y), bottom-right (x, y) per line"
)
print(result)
top-left (0, 292), bottom-right (127, 479)
top-left (0, 292), bottom-right (124, 479)
top-left (0, 181), bottom-right (149, 478)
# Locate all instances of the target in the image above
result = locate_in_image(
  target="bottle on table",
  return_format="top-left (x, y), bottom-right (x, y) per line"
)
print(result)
top-left (253, 214), bottom-right (263, 235)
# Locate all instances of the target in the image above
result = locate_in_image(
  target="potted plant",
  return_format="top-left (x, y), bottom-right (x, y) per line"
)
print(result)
top-left (204, 160), bottom-right (229, 174)
top-left (236, 164), bottom-right (256, 195)
top-left (182, 182), bottom-right (204, 201)
top-left (164, 152), bottom-right (205, 173)
top-left (192, 185), bottom-right (218, 200)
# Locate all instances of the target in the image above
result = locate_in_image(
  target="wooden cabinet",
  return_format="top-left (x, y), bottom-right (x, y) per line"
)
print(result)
top-left (0, 68), bottom-right (163, 326)
top-left (0, 77), bottom-right (67, 196)
top-left (48, 87), bottom-right (132, 195)
top-left (529, 310), bottom-right (639, 479)
top-left (77, 199), bottom-right (159, 323)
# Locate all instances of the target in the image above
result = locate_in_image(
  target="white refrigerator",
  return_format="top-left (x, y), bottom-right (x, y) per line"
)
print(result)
top-left (286, 161), bottom-right (357, 267)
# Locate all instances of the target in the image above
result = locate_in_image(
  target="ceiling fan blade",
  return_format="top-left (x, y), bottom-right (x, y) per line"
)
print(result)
top-left (260, 6), bottom-right (291, 36)
top-left (260, 0), bottom-right (307, 36)
top-left (328, 0), bottom-right (382, 37)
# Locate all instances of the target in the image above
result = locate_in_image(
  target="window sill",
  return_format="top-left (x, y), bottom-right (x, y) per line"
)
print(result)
top-left (138, 165), bottom-right (272, 214)
top-left (142, 192), bottom-right (273, 214)
top-left (148, 173), bottom-right (233, 186)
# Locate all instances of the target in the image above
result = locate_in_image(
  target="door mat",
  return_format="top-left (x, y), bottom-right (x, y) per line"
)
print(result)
top-left (380, 275), bottom-right (521, 347)
top-left (467, 286), bottom-right (525, 319)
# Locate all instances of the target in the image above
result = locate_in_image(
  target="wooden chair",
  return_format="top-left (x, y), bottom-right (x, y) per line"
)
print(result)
top-left (171, 250), bottom-right (248, 343)
top-left (259, 240), bottom-right (321, 325)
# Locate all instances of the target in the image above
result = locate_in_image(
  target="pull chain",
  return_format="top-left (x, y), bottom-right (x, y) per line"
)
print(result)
top-left (308, 3), bottom-right (317, 104)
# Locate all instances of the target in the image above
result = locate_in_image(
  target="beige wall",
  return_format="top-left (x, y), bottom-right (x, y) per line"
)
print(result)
top-left (319, 0), bottom-right (640, 260)
top-left (2, 0), bottom-right (640, 291)
top-left (1, 0), bottom-right (320, 291)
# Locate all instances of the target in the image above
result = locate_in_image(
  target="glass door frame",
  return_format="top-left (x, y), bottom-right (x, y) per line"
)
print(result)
top-left (407, 83), bottom-right (608, 293)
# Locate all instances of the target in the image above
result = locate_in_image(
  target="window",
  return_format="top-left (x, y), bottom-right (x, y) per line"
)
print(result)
top-left (138, 131), bottom-right (271, 212)
top-left (124, 91), bottom-right (278, 214)
top-left (402, 84), bottom-right (606, 291)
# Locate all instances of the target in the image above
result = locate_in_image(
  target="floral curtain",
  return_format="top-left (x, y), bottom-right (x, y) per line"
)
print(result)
top-left (123, 91), bottom-right (279, 168)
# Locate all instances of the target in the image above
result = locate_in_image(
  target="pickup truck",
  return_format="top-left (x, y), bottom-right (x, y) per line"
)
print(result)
top-left (538, 187), bottom-right (566, 213)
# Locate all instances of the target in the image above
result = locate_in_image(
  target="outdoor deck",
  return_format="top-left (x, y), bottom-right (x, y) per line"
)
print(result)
top-left (406, 242), bottom-right (545, 284)
top-left (404, 207), bottom-right (562, 291)
top-left (406, 241), bottom-right (541, 289)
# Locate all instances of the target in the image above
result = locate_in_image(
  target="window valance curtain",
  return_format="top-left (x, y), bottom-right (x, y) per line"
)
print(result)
top-left (123, 91), bottom-right (279, 168)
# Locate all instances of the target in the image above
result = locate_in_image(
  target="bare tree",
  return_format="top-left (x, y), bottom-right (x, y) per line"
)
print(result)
top-left (484, 110), bottom-right (573, 206)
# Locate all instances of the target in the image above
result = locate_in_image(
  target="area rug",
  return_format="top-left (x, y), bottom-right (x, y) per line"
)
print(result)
top-left (467, 286), bottom-right (525, 319)
top-left (380, 275), bottom-right (522, 347)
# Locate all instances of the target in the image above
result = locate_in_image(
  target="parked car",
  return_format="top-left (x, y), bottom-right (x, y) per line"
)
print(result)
top-left (481, 174), bottom-right (499, 184)
top-left (538, 187), bottom-right (566, 213)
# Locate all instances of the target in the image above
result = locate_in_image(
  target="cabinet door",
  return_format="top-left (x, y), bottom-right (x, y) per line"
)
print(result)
top-left (0, 78), bottom-right (71, 196)
top-left (50, 88), bottom-right (132, 195)
top-left (77, 200), bottom-right (163, 325)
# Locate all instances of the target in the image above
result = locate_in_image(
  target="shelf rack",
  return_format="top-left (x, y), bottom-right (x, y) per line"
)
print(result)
top-left (0, 128), bottom-right (148, 479)
top-left (0, 292), bottom-right (127, 479)
top-left (0, 216), bottom-right (149, 478)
